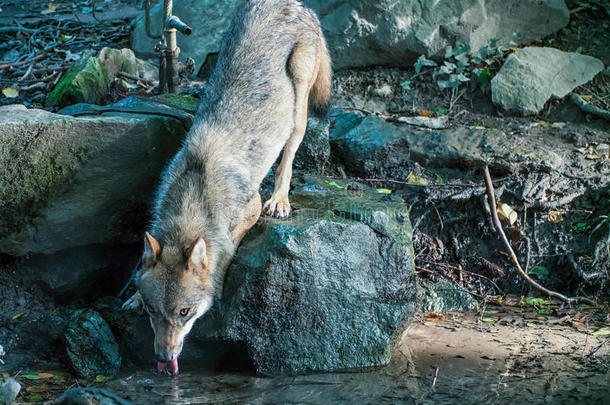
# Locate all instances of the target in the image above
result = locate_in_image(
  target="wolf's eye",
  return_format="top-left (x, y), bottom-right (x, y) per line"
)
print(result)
top-left (179, 308), bottom-right (190, 317)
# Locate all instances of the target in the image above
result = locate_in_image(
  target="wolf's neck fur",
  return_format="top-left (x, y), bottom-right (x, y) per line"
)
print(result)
top-left (148, 123), bottom-right (258, 295)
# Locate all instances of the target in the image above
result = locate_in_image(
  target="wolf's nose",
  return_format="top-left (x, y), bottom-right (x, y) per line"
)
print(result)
top-left (156, 353), bottom-right (173, 362)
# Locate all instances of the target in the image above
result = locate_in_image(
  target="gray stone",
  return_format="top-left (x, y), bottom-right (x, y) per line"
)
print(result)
top-left (294, 116), bottom-right (331, 172)
top-left (492, 47), bottom-right (605, 114)
top-left (47, 47), bottom-right (158, 108)
top-left (0, 102), bottom-right (187, 256)
top-left (328, 111), bottom-right (569, 177)
top-left (197, 176), bottom-right (419, 375)
top-left (2, 378), bottom-right (20, 405)
top-left (422, 281), bottom-right (478, 313)
top-left (329, 112), bottom-right (410, 179)
top-left (0, 100), bottom-right (190, 297)
top-left (53, 388), bottom-right (132, 405)
top-left (132, 0), bottom-right (569, 72)
top-left (64, 309), bottom-right (121, 378)
top-left (404, 127), bottom-right (568, 172)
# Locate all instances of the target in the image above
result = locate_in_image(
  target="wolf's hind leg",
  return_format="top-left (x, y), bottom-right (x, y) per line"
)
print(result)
top-left (264, 40), bottom-right (320, 218)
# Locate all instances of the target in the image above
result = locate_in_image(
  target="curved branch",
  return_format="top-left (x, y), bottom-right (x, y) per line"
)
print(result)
top-left (484, 166), bottom-right (596, 306)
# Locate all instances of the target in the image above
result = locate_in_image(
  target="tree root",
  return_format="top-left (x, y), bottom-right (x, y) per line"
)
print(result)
top-left (483, 166), bottom-right (596, 306)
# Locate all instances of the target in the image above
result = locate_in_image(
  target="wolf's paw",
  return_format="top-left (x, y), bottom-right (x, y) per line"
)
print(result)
top-left (263, 195), bottom-right (291, 218)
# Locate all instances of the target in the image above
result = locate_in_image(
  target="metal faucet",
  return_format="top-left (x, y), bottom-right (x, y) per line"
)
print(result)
top-left (145, 0), bottom-right (193, 93)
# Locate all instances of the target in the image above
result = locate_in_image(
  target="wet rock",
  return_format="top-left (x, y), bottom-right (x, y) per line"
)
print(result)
top-left (404, 127), bottom-right (568, 172)
top-left (64, 309), bottom-right (121, 378)
top-left (422, 281), bottom-right (478, 313)
top-left (0, 100), bottom-right (189, 298)
top-left (328, 111), bottom-right (569, 177)
top-left (294, 116), bottom-right (331, 172)
top-left (329, 112), bottom-right (410, 179)
top-left (2, 378), bottom-right (20, 405)
top-left (46, 47), bottom-right (158, 108)
top-left (132, 0), bottom-right (569, 71)
top-left (492, 47), bottom-right (604, 115)
top-left (198, 176), bottom-right (419, 375)
top-left (94, 296), bottom-right (154, 366)
top-left (53, 388), bottom-right (132, 405)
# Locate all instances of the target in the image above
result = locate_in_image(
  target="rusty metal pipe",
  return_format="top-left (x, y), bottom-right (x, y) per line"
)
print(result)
top-left (167, 16), bottom-right (192, 36)
top-left (145, 0), bottom-right (162, 39)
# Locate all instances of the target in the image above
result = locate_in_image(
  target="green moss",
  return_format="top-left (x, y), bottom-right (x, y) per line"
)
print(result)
top-left (46, 50), bottom-right (109, 108)
top-left (151, 93), bottom-right (199, 113)
top-left (0, 122), bottom-right (88, 237)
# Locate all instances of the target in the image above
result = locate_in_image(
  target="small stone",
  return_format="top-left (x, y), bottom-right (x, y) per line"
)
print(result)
top-left (64, 309), bottom-right (121, 378)
top-left (53, 388), bottom-right (132, 405)
top-left (492, 47), bottom-right (604, 114)
top-left (422, 281), bottom-right (479, 313)
top-left (2, 378), bottom-right (21, 405)
top-left (372, 84), bottom-right (393, 98)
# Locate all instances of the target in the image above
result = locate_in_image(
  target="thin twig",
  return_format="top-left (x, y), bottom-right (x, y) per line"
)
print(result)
top-left (483, 166), bottom-right (596, 306)
top-left (589, 338), bottom-right (610, 357)
top-left (0, 53), bottom-right (45, 69)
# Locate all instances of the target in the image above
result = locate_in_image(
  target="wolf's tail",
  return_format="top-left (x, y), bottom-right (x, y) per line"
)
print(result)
top-left (309, 35), bottom-right (332, 115)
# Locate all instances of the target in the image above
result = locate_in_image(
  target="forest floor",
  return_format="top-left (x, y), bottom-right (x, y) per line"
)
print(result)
top-left (0, 1), bottom-right (609, 403)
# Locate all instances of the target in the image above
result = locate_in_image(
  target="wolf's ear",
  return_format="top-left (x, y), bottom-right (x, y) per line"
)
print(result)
top-left (187, 238), bottom-right (209, 276)
top-left (122, 291), bottom-right (144, 312)
top-left (143, 232), bottom-right (161, 265)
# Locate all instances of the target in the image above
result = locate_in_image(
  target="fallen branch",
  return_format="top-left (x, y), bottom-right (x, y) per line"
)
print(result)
top-left (0, 26), bottom-right (37, 34)
top-left (571, 93), bottom-right (610, 122)
top-left (483, 166), bottom-right (596, 306)
top-left (0, 53), bottom-right (45, 69)
top-left (116, 71), bottom-right (156, 86)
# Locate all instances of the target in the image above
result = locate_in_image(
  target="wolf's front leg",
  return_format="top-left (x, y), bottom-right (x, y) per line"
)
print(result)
top-left (264, 39), bottom-right (319, 219)
top-left (264, 153), bottom-right (295, 218)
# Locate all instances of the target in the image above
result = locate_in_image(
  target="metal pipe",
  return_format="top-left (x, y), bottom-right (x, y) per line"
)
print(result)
top-left (167, 16), bottom-right (192, 36)
top-left (145, 0), bottom-right (162, 39)
top-left (147, 0), bottom-right (193, 93)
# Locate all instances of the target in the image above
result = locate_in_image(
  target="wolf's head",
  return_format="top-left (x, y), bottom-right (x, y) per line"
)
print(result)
top-left (122, 232), bottom-right (214, 373)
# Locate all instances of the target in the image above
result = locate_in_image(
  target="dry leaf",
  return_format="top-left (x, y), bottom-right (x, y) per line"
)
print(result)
top-left (578, 95), bottom-right (592, 102)
top-left (2, 87), bottom-right (19, 98)
top-left (497, 202), bottom-right (518, 227)
top-left (548, 211), bottom-right (564, 223)
top-left (418, 109), bottom-right (436, 118)
top-left (41, 1), bottom-right (57, 15)
top-left (426, 312), bottom-right (446, 320)
top-left (551, 122), bottom-right (566, 129)
top-left (26, 384), bottom-right (48, 393)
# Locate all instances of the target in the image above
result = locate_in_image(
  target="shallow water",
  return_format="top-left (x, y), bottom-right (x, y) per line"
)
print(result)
top-left (103, 314), bottom-right (610, 404)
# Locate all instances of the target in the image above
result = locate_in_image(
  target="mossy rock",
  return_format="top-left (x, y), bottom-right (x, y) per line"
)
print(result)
top-left (46, 48), bottom-right (156, 109)
top-left (198, 175), bottom-right (419, 375)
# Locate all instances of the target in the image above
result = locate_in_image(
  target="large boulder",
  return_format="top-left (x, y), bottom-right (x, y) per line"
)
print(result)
top-left (197, 176), bottom-right (419, 375)
top-left (132, 0), bottom-right (569, 72)
top-left (328, 111), bottom-right (570, 178)
top-left (0, 98), bottom-right (191, 297)
top-left (492, 47), bottom-right (605, 115)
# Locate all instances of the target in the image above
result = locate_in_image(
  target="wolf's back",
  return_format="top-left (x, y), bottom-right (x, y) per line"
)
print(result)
top-left (200, 0), bottom-right (331, 122)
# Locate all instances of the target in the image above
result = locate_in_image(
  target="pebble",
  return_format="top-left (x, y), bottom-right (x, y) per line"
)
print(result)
top-left (2, 378), bottom-right (21, 405)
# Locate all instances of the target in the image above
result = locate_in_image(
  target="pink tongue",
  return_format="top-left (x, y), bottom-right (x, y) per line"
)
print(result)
top-left (157, 357), bottom-right (179, 374)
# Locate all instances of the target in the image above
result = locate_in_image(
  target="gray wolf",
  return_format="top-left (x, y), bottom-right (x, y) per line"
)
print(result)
top-left (122, 0), bottom-right (331, 374)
